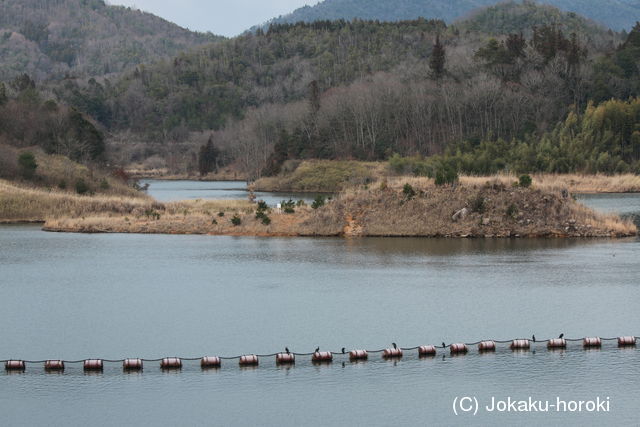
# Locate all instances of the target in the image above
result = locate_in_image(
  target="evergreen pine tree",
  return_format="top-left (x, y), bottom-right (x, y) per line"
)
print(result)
top-left (429, 34), bottom-right (446, 79)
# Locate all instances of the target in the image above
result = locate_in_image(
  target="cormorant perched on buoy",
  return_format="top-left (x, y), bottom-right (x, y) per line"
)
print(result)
top-left (341, 347), bottom-right (345, 354)
top-left (315, 347), bottom-right (320, 353)
top-left (532, 335), bottom-right (536, 342)
top-left (442, 342), bottom-right (446, 348)
top-left (559, 333), bottom-right (564, 339)
top-left (392, 342), bottom-right (397, 349)
top-left (285, 347), bottom-right (290, 354)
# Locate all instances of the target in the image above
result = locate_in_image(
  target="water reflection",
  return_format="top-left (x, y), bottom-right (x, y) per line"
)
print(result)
top-left (1, 192), bottom-right (639, 426)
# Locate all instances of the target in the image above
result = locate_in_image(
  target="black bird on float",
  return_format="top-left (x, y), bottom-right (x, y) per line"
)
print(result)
top-left (532, 335), bottom-right (536, 342)
top-left (341, 347), bottom-right (345, 354)
top-left (442, 342), bottom-right (446, 348)
top-left (559, 333), bottom-right (564, 339)
top-left (285, 347), bottom-right (290, 354)
top-left (315, 346), bottom-right (320, 353)
top-left (392, 342), bottom-right (397, 349)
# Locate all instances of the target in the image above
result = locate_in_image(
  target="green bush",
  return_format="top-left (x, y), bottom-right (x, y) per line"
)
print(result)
top-left (218, 211), bottom-right (225, 217)
top-left (211, 218), bottom-right (218, 225)
top-left (231, 214), bottom-right (241, 226)
top-left (255, 200), bottom-right (270, 220)
top-left (518, 174), bottom-right (532, 188)
top-left (403, 183), bottom-right (416, 200)
top-left (75, 178), bottom-right (89, 195)
top-left (281, 199), bottom-right (296, 214)
top-left (311, 195), bottom-right (326, 209)
top-left (506, 203), bottom-right (518, 218)
top-left (261, 215), bottom-right (271, 225)
top-left (435, 164), bottom-right (458, 186)
top-left (18, 152), bottom-right (37, 179)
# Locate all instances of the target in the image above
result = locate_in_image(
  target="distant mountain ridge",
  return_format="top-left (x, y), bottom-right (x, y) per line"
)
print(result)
top-left (266, 0), bottom-right (640, 31)
top-left (0, 0), bottom-right (220, 81)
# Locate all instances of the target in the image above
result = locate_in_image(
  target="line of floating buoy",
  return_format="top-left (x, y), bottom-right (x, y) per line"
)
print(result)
top-left (3, 336), bottom-right (637, 372)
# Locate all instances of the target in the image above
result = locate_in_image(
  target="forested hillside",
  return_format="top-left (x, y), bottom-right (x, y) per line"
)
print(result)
top-left (47, 2), bottom-right (640, 178)
top-left (267, 0), bottom-right (640, 32)
top-left (55, 2), bottom-right (617, 138)
top-left (3, 1), bottom-right (637, 180)
top-left (457, 1), bottom-right (611, 35)
top-left (0, 0), bottom-right (218, 81)
top-left (0, 74), bottom-right (104, 161)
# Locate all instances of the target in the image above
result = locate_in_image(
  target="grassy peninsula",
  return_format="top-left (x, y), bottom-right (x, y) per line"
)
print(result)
top-left (42, 179), bottom-right (636, 238)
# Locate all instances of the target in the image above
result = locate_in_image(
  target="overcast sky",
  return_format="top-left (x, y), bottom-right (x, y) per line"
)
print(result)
top-left (110, 0), bottom-right (314, 37)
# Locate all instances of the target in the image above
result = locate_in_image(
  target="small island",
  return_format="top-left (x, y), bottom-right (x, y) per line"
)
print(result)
top-left (41, 178), bottom-right (636, 238)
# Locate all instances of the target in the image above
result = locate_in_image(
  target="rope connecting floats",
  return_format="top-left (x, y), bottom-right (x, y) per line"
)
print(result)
top-left (3, 336), bottom-right (637, 372)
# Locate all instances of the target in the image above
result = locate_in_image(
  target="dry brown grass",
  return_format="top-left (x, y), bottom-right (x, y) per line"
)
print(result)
top-left (42, 182), bottom-right (636, 238)
top-left (379, 174), bottom-right (640, 194)
top-left (458, 173), bottom-right (640, 193)
top-left (255, 159), bottom-right (640, 194)
top-left (164, 199), bottom-right (254, 215)
top-left (316, 183), bottom-right (637, 238)
top-left (44, 204), bottom-right (319, 236)
top-left (0, 179), bottom-right (156, 222)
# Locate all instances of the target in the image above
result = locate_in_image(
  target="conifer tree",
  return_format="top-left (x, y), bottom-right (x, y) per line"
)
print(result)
top-left (429, 34), bottom-right (446, 79)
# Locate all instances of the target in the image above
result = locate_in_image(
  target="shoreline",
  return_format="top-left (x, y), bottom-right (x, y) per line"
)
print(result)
top-left (41, 184), bottom-right (637, 239)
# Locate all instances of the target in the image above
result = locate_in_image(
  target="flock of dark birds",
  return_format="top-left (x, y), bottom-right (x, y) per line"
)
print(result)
top-left (286, 335), bottom-right (565, 355)
top-left (16, 332), bottom-right (583, 368)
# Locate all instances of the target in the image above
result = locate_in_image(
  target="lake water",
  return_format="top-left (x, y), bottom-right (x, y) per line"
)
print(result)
top-left (140, 179), bottom-right (323, 206)
top-left (1, 190), bottom-right (639, 426)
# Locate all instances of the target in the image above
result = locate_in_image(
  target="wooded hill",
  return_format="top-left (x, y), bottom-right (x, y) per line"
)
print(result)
top-left (2, 1), bottom-right (639, 180)
top-left (0, 0), bottom-right (219, 81)
top-left (266, 0), bottom-right (640, 32)
top-left (46, 2), bottom-right (640, 178)
top-left (55, 2), bottom-right (619, 139)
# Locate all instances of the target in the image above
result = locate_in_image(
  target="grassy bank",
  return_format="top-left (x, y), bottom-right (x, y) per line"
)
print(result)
top-left (253, 160), bottom-right (640, 194)
top-left (0, 180), bottom-right (157, 223)
top-left (254, 160), bottom-right (386, 192)
top-left (0, 144), bottom-right (142, 198)
top-left (125, 168), bottom-right (248, 182)
top-left (43, 180), bottom-right (636, 238)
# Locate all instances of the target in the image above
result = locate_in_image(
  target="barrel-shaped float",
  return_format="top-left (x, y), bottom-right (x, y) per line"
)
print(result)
top-left (382, 348), bottom-right (403, 359)
top-left (418, 345), bottom-right (437, 356)
top-left (160, 357), bottom-right (182, 369)
top-left (44, 360), bottom-right (64, 371)
top-left (239, 355), bottom-right (259, 366)
top-left (276, 353), bottom-right (295, 365)
top-left (510, 339), bottom-right (530, 350)
top-left (5, 360), bottom-right (25, 371)
top-left (123, 358), bottom-right (143, 371)
top-left (478, 341), bottom-right (496, 352)
top-left (618, 336), bottom-right (636, 347)
top-left (583, 337), bottom-right (602, 348)
top-left (547, 338), bottom-right (567, 349)
top-left (450, 343), bottom-right (468, 354)
top-left (201, 356), bottom-right (222, 368)
top-left (349, 350), bottom-right (368, 361)
top-left (83, 359), bottom-right (103, 371)
top-left (312, 351), bottom-right (333, 363)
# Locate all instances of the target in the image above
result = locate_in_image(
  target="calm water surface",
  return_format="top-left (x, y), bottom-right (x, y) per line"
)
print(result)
top-left (141, 179), bottom-right (322, 206)
top-left (0, 192), bottom-right (639, 426)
